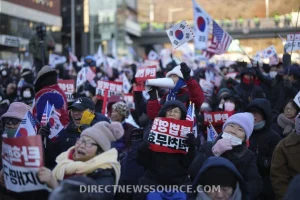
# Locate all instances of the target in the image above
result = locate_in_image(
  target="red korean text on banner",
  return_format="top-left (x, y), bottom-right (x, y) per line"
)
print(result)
top-left (148, 117), bottom-right (193, 154)
top-left (124, 94), bottom-right (135, 110)
top-left (1, 135), bottom-right (50, 192)
top-left (58, 79), bottom-right (75, 102)
top-left (134, 66), bottom-right (156, 91)
top-left (203, 111), bottom-right (234, 127)
top-left (96, 80), bottom-right (123, 100)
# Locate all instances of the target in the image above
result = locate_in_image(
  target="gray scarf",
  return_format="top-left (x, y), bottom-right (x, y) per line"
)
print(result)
top-left (196, 182), bottom-right (242, 200)
top-left (277, 113), bottom-right (295, 136)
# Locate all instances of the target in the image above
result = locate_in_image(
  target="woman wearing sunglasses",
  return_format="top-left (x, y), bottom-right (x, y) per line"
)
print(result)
top-left (0, 102), bottom-right (31, 138)
top-left (37, 121), bottom-right (124, 199)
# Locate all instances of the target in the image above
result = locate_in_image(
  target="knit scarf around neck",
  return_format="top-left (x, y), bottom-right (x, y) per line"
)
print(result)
top-left (277, 113), bottom-right (295, 136)
top-left (52, 147), bottom-right (121, 185)
top-left (167, 78), bottom-right (186, 100)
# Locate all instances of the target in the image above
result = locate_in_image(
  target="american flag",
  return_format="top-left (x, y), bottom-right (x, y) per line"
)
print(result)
top-left (41, 101), bottom-right (52, 126)
top-left (186, 103), bottom-right (194, 121)
top-left (204, 21), bottom-right (232, 59)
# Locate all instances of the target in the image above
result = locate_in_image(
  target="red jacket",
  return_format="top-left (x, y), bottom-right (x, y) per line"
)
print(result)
top-left (147, 78), bottom-right (204, 120)
top-left (33, 84), bottom-right (69, 127)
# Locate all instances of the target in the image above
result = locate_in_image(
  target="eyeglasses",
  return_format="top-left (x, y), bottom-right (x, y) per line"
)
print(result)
top-left (76, 138), bottom-right (98, 148)
top-left (3, 118), bottom-right (21, 125)
top-left (284, 106), bottom-right (295, 112)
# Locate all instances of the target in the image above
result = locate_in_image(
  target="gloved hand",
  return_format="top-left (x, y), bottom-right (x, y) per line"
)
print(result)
top-left (38, 124), bottom-right (51, 137)
top-left (212, 138), bottom-right (233, 156)
top-left (180, 62), bottom-right (191, 80)
top-left (185, 133), bottom-right (196, 149)
top-left (148, 86), bottom-right (158, 100)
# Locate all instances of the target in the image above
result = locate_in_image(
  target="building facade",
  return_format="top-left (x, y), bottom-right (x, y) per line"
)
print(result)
top-left (0, 0), bottom-right (62, 61)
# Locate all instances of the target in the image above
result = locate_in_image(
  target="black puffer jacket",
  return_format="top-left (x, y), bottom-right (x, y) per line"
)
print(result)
top-left (245, 98), bottom-right (281, 176)
top-left (189, 135), bottom-right (263, 199)
top-left (136, 100), bottom-right (195, 187)
top-left (245, 98), bottom-right (281, 199)
top-left (233, 68), bottom-right (266, 109)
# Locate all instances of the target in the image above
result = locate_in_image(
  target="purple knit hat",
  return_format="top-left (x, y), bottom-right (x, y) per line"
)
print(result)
top-left (222, 112), bottom-right (254, 139)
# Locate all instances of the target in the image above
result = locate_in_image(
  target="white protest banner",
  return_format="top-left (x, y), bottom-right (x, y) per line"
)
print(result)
top-left (2, 135), bottom-right (50, 192)
top-left (287, 33), bottom-right (300, 41)
top-left (285, 41), bottom-right (300, 52)
top-left (226, 72), bottom-right (238, 79)
top-left (293, 91), bottom-right (300, 108)
top-left (148, 117), bottom-right (193, 154)
top-left (261, 45), bottom-right (277, 58)
top-left (124, 94), bottom-right (135, 110)
top-left (58, 79), bottom-right (75, 102)
top-left (96, 80), bottom-right (123, 98)
top-left (166, 20), bottom-right (194, 49)
top-left (203, 111), bottom-right (234, 126)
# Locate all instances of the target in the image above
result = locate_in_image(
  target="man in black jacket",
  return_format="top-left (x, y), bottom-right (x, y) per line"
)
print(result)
top-left (245, 98), bottom-right (281, 200)
top-left (39, 97), bottom-right (109, 169)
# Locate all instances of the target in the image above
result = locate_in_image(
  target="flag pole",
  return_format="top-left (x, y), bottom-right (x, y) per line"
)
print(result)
top-left (233, 40), bottom-right (252, 63)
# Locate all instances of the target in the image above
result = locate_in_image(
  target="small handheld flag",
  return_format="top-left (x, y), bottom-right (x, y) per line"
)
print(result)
top-left (166, 20), bottom-right (194, 49)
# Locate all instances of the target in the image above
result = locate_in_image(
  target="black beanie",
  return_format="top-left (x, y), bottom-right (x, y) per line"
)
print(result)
top-left (198, 167), bottom-right (237, 190)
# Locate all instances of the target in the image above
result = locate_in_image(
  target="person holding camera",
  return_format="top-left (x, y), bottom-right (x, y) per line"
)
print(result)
top-left (29, 23), bottom-right (55, 73)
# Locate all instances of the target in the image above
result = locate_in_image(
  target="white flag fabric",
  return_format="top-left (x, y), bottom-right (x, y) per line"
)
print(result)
top-left (76, 68), bottom-right (87, 88)
top-left (293, 91), bottom-right (300, 108)
top-left (94, 45), bottom-right (104, 66)
top-left (261, 45), bottom-right (277, 58)
top-left (148, 50), bottom-right (159, 61)
top-left (48, 105), bottom-right (63, 139)
top-left (166, 20), bottom-right (194, 49)
top-left (252, 51), bottom-right (261, 63)
top-left (122, 73), bottom-right (131, 94)
top-left (192, 0), bottom-right (211, 50)
top-left (49, 54), bottom-right (67, 68)
top-left (15, 111), bottom-right (37, 137)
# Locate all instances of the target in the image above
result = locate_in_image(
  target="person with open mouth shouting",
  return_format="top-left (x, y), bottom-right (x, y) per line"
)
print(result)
top-left (37, 121), bottom-right (124, 199)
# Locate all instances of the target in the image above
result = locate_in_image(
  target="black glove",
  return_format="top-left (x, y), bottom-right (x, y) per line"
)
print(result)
top-left (180, 62), bottom-right (191, 80)
top-left (185, 133), bottom-right (196, 149)
top-left (78, 124), bottom-right (90, 133)
top-left (148, 86), bottom-right (158, 100)
top-left (38, 124), bottom-right (51, 137)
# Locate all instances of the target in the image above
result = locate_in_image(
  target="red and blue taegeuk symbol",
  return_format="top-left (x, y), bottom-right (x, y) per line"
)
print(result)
top-left (197, 16), bottom-right (206, 32)
top-left (175, 30), bottom-right (184, 40)
top-left (267, 50), bottom-right (272, 54)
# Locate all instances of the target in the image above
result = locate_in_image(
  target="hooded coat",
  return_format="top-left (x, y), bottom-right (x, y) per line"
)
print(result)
top-left (188, 134), bottom-right (263, 199)
top-left (233, 68), bottom-right (266, 109)
top-left (136, 100), bottom-right (195, 199)
top-left (271, 131), bottom-right (300, 200)
top-left (190, 156), bottom-right (249, 200)
top-left (245, 98), bottom-right (281, 199)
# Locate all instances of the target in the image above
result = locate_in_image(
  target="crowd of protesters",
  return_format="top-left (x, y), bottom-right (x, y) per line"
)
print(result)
top-left (0, 50), bottom-right (299, 200)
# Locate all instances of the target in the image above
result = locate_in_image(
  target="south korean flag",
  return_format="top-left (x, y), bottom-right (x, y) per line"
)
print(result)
top-left (166, 20), bottom-right (194, 49)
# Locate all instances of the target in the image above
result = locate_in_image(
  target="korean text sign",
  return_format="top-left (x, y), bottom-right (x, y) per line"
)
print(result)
top-left (58, 79), bottom-right (75, 102)
top-left (134, 66), bottom-right (156, 91)
top-left (203, 111), bottom-right (234, 126)
top-left (2, 135), bottom-right (49, 192)
top-left (148, 117), bottom-right (193, 154)
top-left (96, 80), bottom-right (123, 98)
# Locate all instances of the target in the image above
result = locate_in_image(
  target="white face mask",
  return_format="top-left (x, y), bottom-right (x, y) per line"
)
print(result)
top-left (97, 72), bottom-right (102, 78)
top-left (222, 132), bottom-right (243, 146)
top-left (224, 102), bottom-right (235, 112)
top-left (269, 71), bottom-right (277, 78)
top-left (23, 90), bottom-right (31, 98)
top-left (218, 103), bottom-right (223, 109)
top-left (2, 70), bottom-right (7, 76)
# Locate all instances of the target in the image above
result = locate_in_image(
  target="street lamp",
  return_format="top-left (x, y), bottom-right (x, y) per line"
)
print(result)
top-left (168, 8), bottom-right (184, 23)
top-left (265, 0), bottom-right (269, 18)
